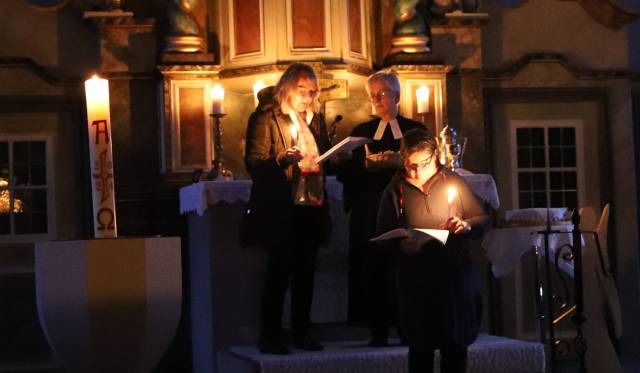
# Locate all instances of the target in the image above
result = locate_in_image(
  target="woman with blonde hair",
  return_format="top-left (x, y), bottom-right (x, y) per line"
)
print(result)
top-left (245, 62), bottom-right (332, 354)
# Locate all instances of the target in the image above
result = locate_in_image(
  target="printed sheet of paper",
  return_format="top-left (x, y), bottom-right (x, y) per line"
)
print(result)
top-left (315, 136), bottom-right (372, 163)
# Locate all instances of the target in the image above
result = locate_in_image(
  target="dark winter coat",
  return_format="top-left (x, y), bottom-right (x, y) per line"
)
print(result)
top-left (244, 94), bottom-right (332, 247)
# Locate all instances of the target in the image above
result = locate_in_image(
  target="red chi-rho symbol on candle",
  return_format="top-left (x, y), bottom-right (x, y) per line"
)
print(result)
top-left (93, 150), bottom-right (114, 203)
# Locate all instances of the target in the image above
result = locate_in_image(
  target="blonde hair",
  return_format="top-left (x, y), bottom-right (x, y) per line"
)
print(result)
top-left (275, 63), bottom-right (321, 114)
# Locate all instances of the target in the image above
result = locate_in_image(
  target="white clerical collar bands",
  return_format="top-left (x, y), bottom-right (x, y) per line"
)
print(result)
top-left (373, 118), bottom-right (402, 140)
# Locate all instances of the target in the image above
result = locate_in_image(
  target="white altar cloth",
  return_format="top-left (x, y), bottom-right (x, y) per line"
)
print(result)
top-left (179, 177), bottom-right (343, 216)
top-left (482, 223), bottom-right (581, 278)
top-left (179, 174), bottom-right (499, 216)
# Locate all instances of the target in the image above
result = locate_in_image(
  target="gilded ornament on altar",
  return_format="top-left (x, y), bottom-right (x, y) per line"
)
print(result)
top-left (165, 0), bottom-right (204, 53)
top-left (390, 0), bottom-right (430, 54)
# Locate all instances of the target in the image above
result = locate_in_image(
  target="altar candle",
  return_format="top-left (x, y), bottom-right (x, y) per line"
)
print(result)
top-left (289, 124), bottom-right (298, 146)
top-left (416, 85), bottom-right (430, 114)
top-left (84, 75), bottom-right (117, 238)
top-left (211, 83), bottom-right (225, 114)
top-left (253, 80), bottom-right (265, 107)
top-left (447, 186), bottom-right (457, 219)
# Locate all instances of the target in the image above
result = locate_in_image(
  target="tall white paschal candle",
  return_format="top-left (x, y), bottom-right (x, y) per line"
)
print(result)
top-left (211, 84), bottom-right (225, 114)
top-left (84, 75), bottom-right (117, 238)
top-left (416, 85), bottom-right (430, 114)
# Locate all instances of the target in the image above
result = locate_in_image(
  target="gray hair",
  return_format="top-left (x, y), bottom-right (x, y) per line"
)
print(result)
top-left (366, 68), bottom-right (401, 96)
top-left (275, 63), bottom-right (321, 114)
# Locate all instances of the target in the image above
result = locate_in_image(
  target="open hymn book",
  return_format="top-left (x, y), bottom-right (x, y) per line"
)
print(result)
top-left (315, 136), bottom-right (372, 163)
top-left (370, 228), bottom-right (449, 246)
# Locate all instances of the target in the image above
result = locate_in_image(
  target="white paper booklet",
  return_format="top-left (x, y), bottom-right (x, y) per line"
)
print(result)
top-left (315, 136), bottom-right (372, 163)
top-left (370, 228), bottom-right (449, 245)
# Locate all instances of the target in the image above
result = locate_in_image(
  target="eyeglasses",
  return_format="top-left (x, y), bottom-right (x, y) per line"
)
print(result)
top-left (369, 90), bottom-right (392, 101)
top-left (297, 85), bottom-right (318, 98)
top-left (404, 155), bottom-right (434, 172)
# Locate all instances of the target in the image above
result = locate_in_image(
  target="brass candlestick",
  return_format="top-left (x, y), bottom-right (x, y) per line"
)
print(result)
top-left (207, 113), bottom-right (227, 180)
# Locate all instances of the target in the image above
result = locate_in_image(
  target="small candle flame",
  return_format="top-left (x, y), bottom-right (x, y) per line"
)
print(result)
top-left (289, 125), bottom-right (298, 144)
top-left (447, 186), bottom-right (456, 204)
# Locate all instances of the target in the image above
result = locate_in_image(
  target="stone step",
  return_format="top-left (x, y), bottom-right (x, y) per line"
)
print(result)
top-left (218, 334), bottom-right (545, 373)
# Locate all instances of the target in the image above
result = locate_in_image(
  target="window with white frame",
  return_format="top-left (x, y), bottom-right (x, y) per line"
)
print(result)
top-left (0, 139), bottom-right (51, 237)
top-left (510, 120), bottom-right (584, 209)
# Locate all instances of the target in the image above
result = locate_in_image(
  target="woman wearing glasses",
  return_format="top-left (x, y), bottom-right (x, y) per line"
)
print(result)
top-left (245, 63), bottom-right (332, 354)
top-left (376, 129), bottom-right (489, 373)
top-left (338, 69), bottom-right (424, 346)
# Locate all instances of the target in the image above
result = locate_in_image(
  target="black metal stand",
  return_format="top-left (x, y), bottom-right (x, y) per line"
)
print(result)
top-left (207, 113), bottom-right (226, 180)
top-left (535, 209), bottom-right (587, 372)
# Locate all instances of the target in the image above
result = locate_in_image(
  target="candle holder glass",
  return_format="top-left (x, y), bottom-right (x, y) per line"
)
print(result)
top-left (207, 113), bottom-right (232, 180)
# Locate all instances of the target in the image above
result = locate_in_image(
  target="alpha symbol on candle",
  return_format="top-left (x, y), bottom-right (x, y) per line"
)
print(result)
top-left (92, 119), bottom-right (110, 144)
top-left (93, 149), bottom-right (114, 203)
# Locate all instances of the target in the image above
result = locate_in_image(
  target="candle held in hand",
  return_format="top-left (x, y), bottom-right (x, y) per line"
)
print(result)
top-left (447, 186), bottom-right (457, 219)
top-left (289, 124), bottom-right (298, 146)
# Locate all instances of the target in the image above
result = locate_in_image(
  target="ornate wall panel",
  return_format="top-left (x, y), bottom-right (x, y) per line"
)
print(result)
top-left (231, 0), bottom-right (263, 57)
top-left (291, 0), bottom-right (325, 49)
top-left (348, 0), bottom-right (362, 54)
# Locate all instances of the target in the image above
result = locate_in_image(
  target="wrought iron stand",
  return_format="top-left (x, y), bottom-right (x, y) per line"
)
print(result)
top-left (534, 210), bottom-right (587, 372)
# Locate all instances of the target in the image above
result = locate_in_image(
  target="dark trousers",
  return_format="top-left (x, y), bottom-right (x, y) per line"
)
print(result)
top-left (409, 345), bottom-right (467, 373)
top-left (260, 240), bottom-right (319, 342)
top-left (365, 244), bottom-right (400, 340)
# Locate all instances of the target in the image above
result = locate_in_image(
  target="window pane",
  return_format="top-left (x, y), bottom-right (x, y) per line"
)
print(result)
top-left (548, 128), bottom-right (562, 145)
top-left (563, 147), bottom-right (576, 167)
top-left (31, 212), bottom-right (47, 234)
top-left (31, 164), bottom-right (46, 185)
top-left (532, 148), bottom-right (545, 167)
top-left (532, 172), bottom-right (546, 190)
top-left (0, 187), bottom-right (10, 234)
top-left (533, 192), bottom-right (547, 207)
top-left (519, 192), bottom-right (532, 208)
top-left (563, 128), bottom-right (575, 146)
top-left (0, 212), bottom-right (8, 234)
top-left (13, 142), bottom-right (29, 164)
top-left (12, 189), bottom-right (36, 234)
top-left (564, 172), bottom-right (577, 189)
top-left (0, 142), bottom-right (7, 164)
top-left (32, 189), bottom-right (47, 212)
top-left (517, 128), bottom-right (530, 146)
top-left (30, 142), bottom-right (46, 164)
top-left (517, 148), bottom-right (530, 168)
top-left (13, 165), bottom-right (29, 186)
top-left (531, 128), bottom-right (544, 146)
top-left (549, 148), bottom-right (562, 167)
top-left (550, 191), bottom-right (563, 207)
top-left (564, 192), bottom-right (578, 209)
top-left (518, 172), bottom-right (531, 191)
top-left (550, 171), bottom-right (562, 189)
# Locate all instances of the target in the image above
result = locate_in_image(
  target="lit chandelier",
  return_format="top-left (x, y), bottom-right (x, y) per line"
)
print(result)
top-left (0, 177), bottom-right (23, 214)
